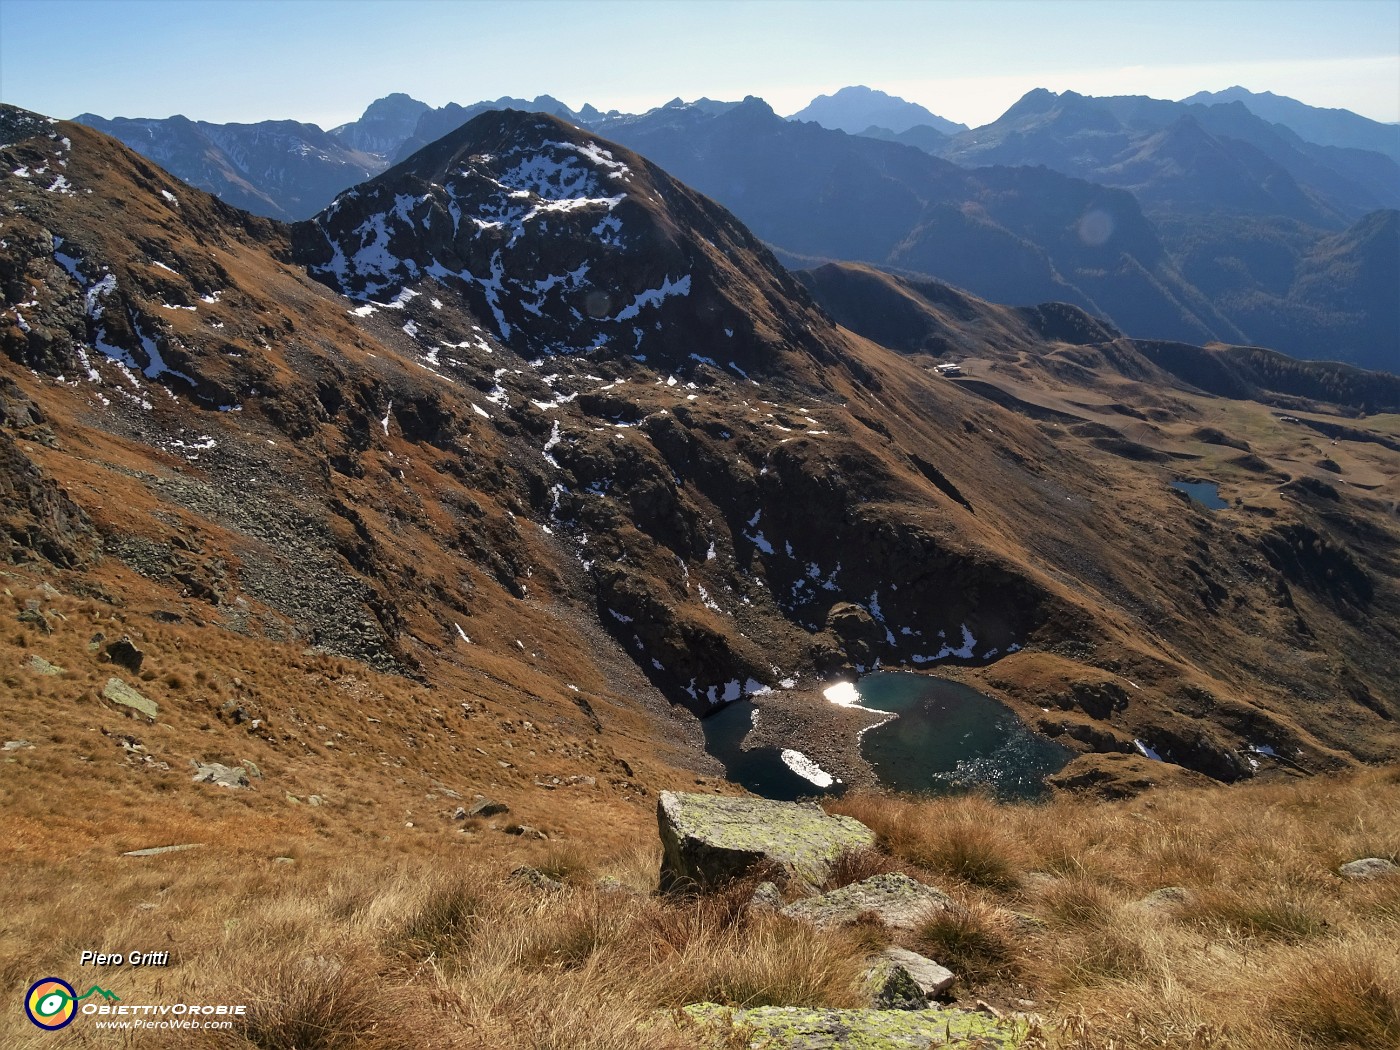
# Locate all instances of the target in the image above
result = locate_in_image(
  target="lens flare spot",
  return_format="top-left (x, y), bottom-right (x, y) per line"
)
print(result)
top-left (1077, 208), bottom-right (1114, 246)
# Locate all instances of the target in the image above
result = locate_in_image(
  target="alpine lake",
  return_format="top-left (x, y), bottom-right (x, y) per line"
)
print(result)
top-left (1171, 480), bottom-right (1228, 510)
top-left (702, 672), bottom-right (1074, 802)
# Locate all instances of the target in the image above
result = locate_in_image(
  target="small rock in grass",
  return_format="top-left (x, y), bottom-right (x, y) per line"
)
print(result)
top-left (749, 880), bottom-right (784, 911)
top-left (509, 866), bottom-right (564, 892)
top-left (467, 798), bottom-right (509, 817)
top-left (191, 761), bottom-right (249, 788)
top-left (874, 947), bottom-right (955, 999)
top-left (867, 960), bottom-right (926, 1010)
top-left (123, 843), bottom-right (203, 857)
top-left (781, 873), bottom-right (955, 930)
top-left (23, 655), bottom-right (62, 675)
top-left (105, 636), bottom-right (144, 672)
top-left (1339, 857), bottom-right (1398, 880)
top-left (103, 677), bottom-right (158, 719)
top-left (1133, 886), bottom-right (1193, 910)
top-left (18, 609), bottom-right (51, 632)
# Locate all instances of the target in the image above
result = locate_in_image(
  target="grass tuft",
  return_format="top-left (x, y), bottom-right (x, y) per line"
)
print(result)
top-left (820, 845), bottom-right (900, 890)
top-left (1272, 940), bottom-right (1400, 1048)
top-left (911, 900), bottom-right (1020, 984)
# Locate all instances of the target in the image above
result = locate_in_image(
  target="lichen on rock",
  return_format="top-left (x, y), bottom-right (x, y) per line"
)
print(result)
top-left (679, 1002), bottom-right (1027, 1049)
top-left (657, 790), bottom-right (875, 891)
top-left (102, 676), bottom-right (158, 719)
top-left (781, 872), bottom-right (956, 930)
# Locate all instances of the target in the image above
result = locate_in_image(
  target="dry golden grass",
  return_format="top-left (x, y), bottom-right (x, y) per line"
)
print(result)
top-left (3, 565), bottom-right (1399, 1049)
top-left (0, 843), bottom-right (873, 1050)
top-left (4, 770), bottom-right (1394, 1050)
top-left (827, 778), bottom-right (1400, 1048)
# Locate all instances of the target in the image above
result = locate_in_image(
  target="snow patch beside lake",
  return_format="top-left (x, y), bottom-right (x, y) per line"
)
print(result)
top-left (781, 749), bottom-right (836, 788)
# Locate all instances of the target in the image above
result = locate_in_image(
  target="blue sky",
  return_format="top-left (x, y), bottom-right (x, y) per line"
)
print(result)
top-left (1, 0), bottom-right (1396, 129)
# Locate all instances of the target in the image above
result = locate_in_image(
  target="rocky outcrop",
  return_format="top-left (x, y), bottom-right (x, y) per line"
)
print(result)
top-left (657, 791), bottom-right (874, 891)
top-left (679, 1003), bottom-right (1024, 1049)
top-left (191, 761), bottom-right (250, 789)
top-left (0, 429), bottom-right (96, 568)
top-left (104, 636), bottom-right (144, 673)
top-left (780, 873), bottom-right (956, 930)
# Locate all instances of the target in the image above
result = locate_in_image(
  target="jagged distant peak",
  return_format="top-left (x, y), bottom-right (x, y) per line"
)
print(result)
top-left (360, 92), bottom-right (430, 116)
top-left (1184, 85), bottom-right (1337, 116)
top-left (1001, 87), bottom-right (1088, 117)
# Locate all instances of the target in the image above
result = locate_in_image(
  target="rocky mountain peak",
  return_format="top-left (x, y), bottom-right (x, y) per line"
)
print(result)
top-left (293, 109), bottom-right (836, 373)
top-left (330, 93), bottom-right (432, 155)
top-left (788, 86), bottom-right (967, 136)
top-left (1002, 87), bottom-right (1060, 118)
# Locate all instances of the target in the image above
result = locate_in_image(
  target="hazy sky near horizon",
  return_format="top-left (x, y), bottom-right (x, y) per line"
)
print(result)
top-left (1, 0), bottom-right (1397, 129)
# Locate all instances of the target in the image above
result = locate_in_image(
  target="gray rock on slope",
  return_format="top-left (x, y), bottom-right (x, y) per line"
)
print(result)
top-left (680, 1003), bottom-right (1022, 1049)
top-left (870, 946), bottom-right (956, 1001)
top-left (1339, 857), bottom-right (1398, 880)
top-left (780, 873), bottom-right (956, 930)
top-left (102, 677), bottom-right (158, 719)
top-left (657, 791), bottom-right (874, 891)
top-left (191, 761), bottom-right (250, 788)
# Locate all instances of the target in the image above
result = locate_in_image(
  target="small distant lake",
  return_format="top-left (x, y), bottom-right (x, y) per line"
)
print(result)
top-left (701, 674), bottom-right (1073, 802)
top-left (1172, 480), bottom-right (1227, 510)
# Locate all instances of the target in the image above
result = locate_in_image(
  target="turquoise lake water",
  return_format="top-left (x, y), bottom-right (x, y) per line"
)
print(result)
top-left (855, 673), bottom-right (1073, 800)
top-left (1171, 480), bottom-right (1227, 510)
top-left (701, 673), bottom-right (1073, 801)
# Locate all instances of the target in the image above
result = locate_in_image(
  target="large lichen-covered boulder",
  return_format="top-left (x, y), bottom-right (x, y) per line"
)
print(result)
top-left (781, 873), bottom-right (955, 930)
top-left (680, 1003), bottom-right (1026, 1049)
top-left (658, 791), bottom-right (874, 891)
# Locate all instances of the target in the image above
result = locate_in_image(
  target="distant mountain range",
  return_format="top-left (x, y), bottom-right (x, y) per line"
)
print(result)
top-left (72, 86), bottom-right (1399, 370)
top-left (1180, 86), bottom-right (1400, 165)
top-left (73, 112), bottom-right (382, 222)
top-left (917, 88), bottom-right (1400, 224)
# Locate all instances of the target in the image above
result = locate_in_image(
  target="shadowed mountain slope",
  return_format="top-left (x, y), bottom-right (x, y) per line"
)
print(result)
top-left (591, 98), bottom-right (1240, 346)
top-left (2, 104), bottom-right (1398, 817)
